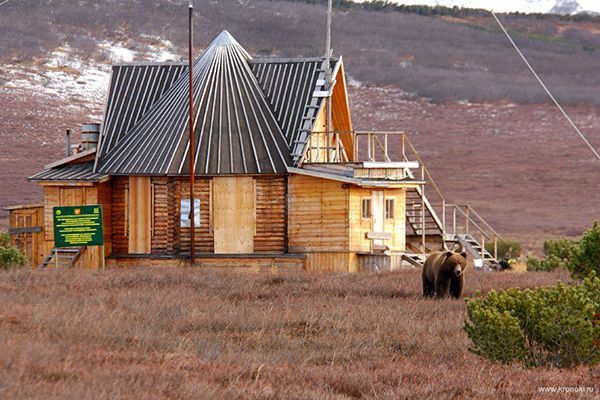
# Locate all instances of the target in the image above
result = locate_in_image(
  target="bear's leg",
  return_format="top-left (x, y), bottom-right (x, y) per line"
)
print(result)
top-left (435, 276), bottom-right (450, 298)
top-left (422, 278), bottom-right (435, 298)
top-left (449, 275), bottom-right (464, 299)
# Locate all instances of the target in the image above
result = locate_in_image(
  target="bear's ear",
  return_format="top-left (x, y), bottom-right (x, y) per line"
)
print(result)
top-left (445, 251), bottom-right (453, 259)
top-left (460, 251), bottom-right (468, 260)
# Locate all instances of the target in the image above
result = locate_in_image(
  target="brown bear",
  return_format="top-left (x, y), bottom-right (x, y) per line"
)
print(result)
top-left (422, 251), bottom-right (467, 299)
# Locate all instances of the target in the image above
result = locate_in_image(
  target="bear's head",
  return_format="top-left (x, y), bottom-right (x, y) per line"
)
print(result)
top-left (443, 251), bottom-right (467, 277)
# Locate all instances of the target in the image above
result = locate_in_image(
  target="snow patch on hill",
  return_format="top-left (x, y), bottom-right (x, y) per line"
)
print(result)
top-left (1, 38), bottom-right (181, 119)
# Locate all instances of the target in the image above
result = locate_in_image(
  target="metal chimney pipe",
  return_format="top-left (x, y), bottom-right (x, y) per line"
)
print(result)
top-left (66, 129), bottom-right (71, 157)
top-left (81, 123), bottom-right (101, 150)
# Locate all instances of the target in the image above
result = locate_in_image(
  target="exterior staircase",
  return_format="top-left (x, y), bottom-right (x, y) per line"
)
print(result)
top-left (454, 234), bottom-right (500, 269)
top-left (40, 248), bottom-right (84, 270)
top-left (402, 164), bottom-right (502, 269)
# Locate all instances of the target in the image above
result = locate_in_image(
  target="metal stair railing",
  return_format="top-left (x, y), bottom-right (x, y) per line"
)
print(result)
top-left (445, 204), bottom-right (504, 261)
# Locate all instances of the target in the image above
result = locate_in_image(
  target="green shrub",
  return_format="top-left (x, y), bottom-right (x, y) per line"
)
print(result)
top-left (526, 238), bottom-right (578, 272)
top-left (567, 222), bottom-right (600, 278)
top-left (0, 246), bottom-right (26, 270)
top-left (485, 239), bottom-right (521, 260)
top-left (0, 231), bottom-right (10, 248)
top-left (464, 274), bottom-right (600, 368)
top-left (525, 254), bottom-right (566, 272)
top-left (544, 238), bottom-right (578, 260)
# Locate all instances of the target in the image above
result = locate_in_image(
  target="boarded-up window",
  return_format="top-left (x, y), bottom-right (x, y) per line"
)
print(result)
top-left (385, 198), bottom-right (395, 219)
top-left (180, 199), bottom-right (201, 228)
top-left (361, 198), bottom-right (371, 220)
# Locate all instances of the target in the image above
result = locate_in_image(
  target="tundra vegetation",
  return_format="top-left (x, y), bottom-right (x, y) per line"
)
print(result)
top-left (0, 267), bottom-right (596, 399)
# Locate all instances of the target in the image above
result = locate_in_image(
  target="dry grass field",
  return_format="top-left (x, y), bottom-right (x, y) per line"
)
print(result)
top-left (0, 266), bottom-right (597, 399)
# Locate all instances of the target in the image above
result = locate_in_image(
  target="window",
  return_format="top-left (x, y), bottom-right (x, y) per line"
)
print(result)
top-left (180, 199), bottom-right (201, 228)
top-left (361, 198), bottom-right (372, 219)
top-left (385, 198), bottom-right (395, 219)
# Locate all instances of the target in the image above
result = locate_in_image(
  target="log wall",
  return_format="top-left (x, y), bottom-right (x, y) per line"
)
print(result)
top-left (254, 176), bottom-right (286, 253)
top-left (111, 177), bottom-right (128, 254)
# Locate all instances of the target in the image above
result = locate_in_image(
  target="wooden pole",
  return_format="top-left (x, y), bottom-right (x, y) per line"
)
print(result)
top-left (481, 235), bottom-right (485, 262)
top-left (493, 235), bottom-right (498, 260)
top-left (188, 1), bottom-right (196, 266)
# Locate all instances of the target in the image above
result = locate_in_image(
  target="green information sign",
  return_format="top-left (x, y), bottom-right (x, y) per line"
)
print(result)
top-left (53, 205), bottom-right (104, 248)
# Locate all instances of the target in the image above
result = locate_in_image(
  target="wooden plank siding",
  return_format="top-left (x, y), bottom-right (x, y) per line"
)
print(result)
top-left (305, 64), bottom-right (353, 163)
top-left (349, 187), bottom-right (406, 253)
top-left (288, 175), bottom-right (349, 253)
top-left (41, 183), bottom-right (112, 268)
top-left (128, 177), bottom-right (151, 254)
top-left (213, 177), bottom-right (256, 254)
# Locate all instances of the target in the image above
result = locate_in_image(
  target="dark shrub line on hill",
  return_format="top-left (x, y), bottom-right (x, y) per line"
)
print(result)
top-left (273, 0), bottom-right (600, 22)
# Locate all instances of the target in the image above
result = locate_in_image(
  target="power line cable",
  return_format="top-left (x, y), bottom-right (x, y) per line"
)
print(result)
top-left (491, 10), bottom-right (600, 161)
top-left (0, 0), bottom-right (11, 7)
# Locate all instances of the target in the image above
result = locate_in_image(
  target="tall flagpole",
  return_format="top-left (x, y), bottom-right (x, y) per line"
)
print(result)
top-left (188, 0), bottom-right (196, 265)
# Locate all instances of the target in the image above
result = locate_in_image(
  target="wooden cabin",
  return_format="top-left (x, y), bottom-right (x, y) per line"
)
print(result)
top-left (9, 31), bottom-right (500, 272)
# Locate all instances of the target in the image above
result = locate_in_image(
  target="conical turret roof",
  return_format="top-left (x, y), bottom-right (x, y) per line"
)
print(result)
top-left (97, 31), bottom-right (290, 175)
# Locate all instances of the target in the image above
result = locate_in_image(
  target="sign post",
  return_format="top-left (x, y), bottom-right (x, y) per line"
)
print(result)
top-left (53, 205), bottom-right (105, 270)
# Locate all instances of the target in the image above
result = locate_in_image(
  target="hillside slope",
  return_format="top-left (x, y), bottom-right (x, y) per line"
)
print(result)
top-left (1, 0), bottom-right (599, 250)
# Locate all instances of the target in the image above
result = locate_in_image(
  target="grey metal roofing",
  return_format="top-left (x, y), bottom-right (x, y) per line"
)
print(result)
top-left (96, 31), bottom-right (293, 175)
top-left (30, 162), bottom-right (109, 182)
top-left (96, 62), bottom-right (187, 164)
top-left (251, 57), bottom-right (337, 164)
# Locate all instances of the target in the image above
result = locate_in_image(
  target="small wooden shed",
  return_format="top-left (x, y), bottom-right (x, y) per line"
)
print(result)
top-left (13, 31), bottom-right (445, 272)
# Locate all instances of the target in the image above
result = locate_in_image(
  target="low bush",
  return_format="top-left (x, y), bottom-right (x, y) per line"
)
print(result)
top-left (0, 232), bottom-right (26, 270)
top-left (485, 239), bottom-right (521, 260)
top-left (0, 246), bottom-right (26, 270)
top-left (525, 254), bottom-right (566, 272)
top-left (464, 274), bottom-right (600, 368)
top-left (526, 222), bottom-right (600, 276)
top-left (544, 238), bottom-right (578, 260)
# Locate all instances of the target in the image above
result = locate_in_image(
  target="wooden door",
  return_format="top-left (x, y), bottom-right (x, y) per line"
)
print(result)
top-left (371, 190), bottom-right (385, 246)
top-left (9, 206), bottom-right (44, 266)
top-left (213, 177), bottom-right (255, 254)
top-left (128, 177), bottom-right (152, 254)
top-left (15, 212), bottom-right (34, 263)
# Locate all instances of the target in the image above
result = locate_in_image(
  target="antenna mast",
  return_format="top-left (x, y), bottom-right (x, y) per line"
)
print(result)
top-left (188, 0), bottom-right (196, 265)
top-left (325, 0), bottom-right (333, 141)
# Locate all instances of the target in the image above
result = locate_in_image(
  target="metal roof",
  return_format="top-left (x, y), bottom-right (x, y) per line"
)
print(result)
top-left (250, 58), bottom-right (322, 147)
top-left (96, 31), bottom-right (292, 175)
top-left (30, 162), bottom-right (109, 182)
top-left (251, 57), bottom-right (338, 165)
top-left (95, 62), bottom-right (187, 166)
